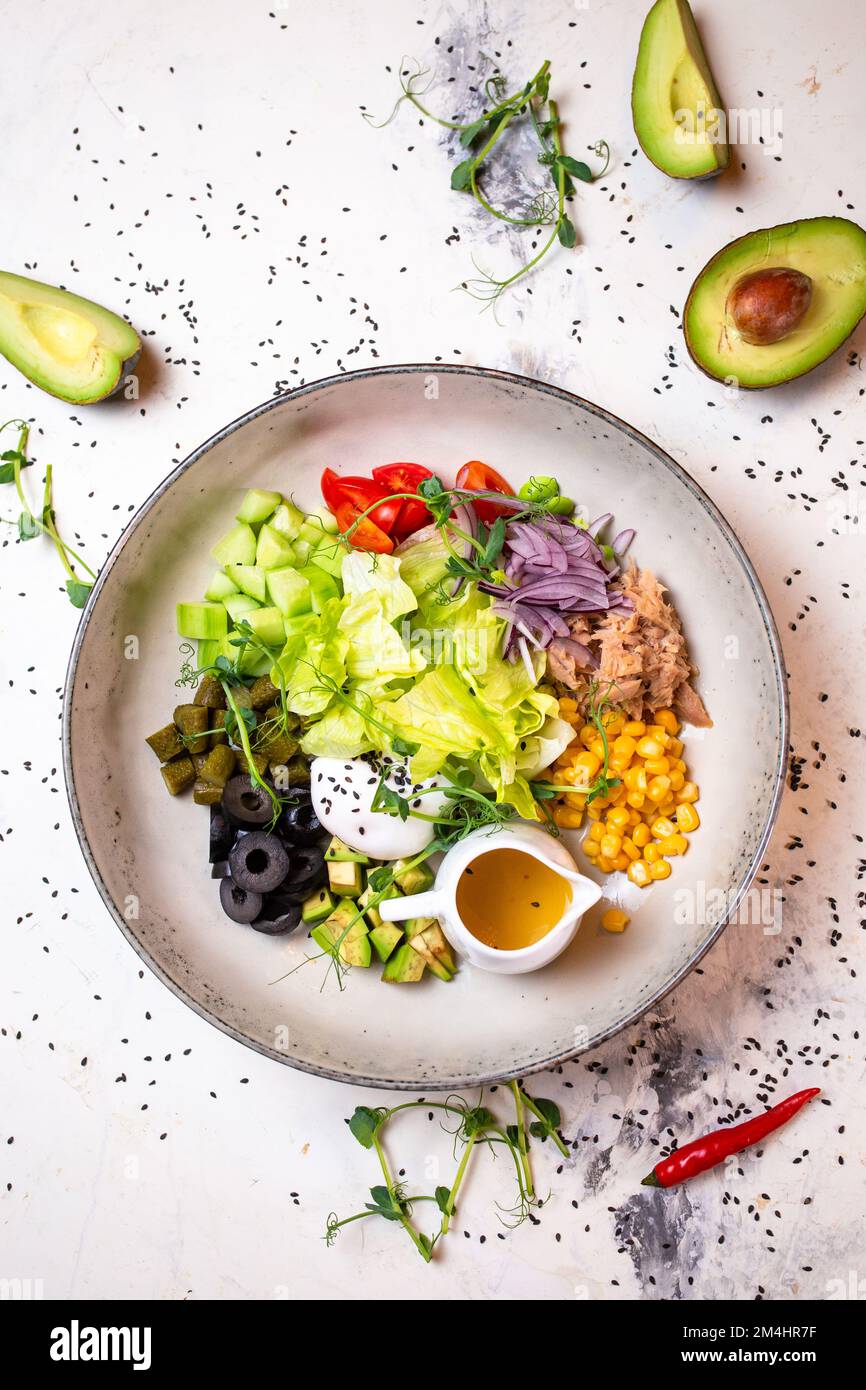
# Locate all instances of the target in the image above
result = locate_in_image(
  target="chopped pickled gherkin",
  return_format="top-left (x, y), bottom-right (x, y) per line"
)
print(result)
top-left (146, 723), bottom-right (184, 762)
top-left (199, 744), bottom-right (237, 788)
top-left (160, 755), bottom-right (195, 796)
top-left (193, 779), bottom-right (223, 806)
top-left (173, 703), bottom-right (209, 754)
top-left (193, 673), bottom-right (226, 709)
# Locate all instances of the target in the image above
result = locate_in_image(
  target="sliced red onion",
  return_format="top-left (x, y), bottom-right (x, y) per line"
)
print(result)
top-left (445, 502), bottom-right (477, 596)
top-left (612, 528), bottom-right (635, 555)
top-left (517, 634), bottom-right (536, 683)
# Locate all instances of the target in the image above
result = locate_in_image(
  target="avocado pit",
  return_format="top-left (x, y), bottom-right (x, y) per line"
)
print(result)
top-left (727, 267), bottom-right (813, 346)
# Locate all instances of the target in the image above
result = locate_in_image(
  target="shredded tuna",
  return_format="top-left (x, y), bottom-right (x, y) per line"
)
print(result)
top-left (545, 564), bottom-right (712, 726)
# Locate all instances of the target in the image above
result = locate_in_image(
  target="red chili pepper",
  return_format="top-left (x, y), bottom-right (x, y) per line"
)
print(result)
top-left (641, 1087), bottom-right (821, 1189)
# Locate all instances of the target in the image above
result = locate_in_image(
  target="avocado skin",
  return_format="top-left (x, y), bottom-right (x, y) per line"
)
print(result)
top-left (0, 270), bottom-right (141, 404)
top-left (632, 0), bottom-right (729, 181)
top-left (684, 216), bottom-right (866, 389)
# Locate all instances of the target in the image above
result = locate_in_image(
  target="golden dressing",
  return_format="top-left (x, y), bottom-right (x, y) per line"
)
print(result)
top-left (455, 848), bottom-right (572, 951)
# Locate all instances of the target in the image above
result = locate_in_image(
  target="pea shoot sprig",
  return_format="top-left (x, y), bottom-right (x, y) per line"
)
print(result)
top-left (366, 57), bottom-right (610, 311)
top-left (327, 1081), bottom-right (569, 1262)
top-left (0, 420), bottom-right (96, 607)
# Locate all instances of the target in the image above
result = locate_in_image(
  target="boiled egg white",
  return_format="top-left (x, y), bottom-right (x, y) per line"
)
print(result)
top-left (310, 755), bottom-right (448, 859)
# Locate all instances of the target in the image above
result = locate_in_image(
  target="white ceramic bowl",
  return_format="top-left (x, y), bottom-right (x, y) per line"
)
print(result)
top-left (63, 365), bottom-right (787, 1090)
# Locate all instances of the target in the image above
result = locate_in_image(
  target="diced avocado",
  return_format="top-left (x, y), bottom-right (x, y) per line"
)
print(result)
top-left (298, 565), bottom-right (340, 613)
top-left (632, 0), bottom-right (730, 180)
top-left (327, 859), bottom-right (365, 897)
top-left (308, 537), bottom-right (345, 580)
top-left (204, 569), bottom-right (239, 602)
top-left (211, 521), bottom-right (257, 569)
top-left (301, 887), bottom-right (337, 925)
top-left (236, 488), bottom-right (282, 525)
top-left (197, 638), bottom-right (221, 671)
top-left (223, 592), bottom-right (261, 622)
top-left (325, 835), bottom-right (369, 865)
top-left (245, 606), bottom-right (286, 647)
top-left (255, 522), bottom-right (297, 571)
top-left (266, 566), bottom-right (312, 618)
top-left (173, 703), bottom-right (209, 754)
top-left (226, 563), bottom-right (267, 603)
top-left (160, 754), bottom-right (196, 796)
top-left (369, 923), bottom-right (404, 964)
top-left (409, 920), bottom-right (454, 981)
top-left (382, 942), bottom-right (426, 983)
top-left (418, 921), bottom-right (456, 975)
top-left (176, 602), bottom-right (228, 641)
top-left (392, 858), bottom-right (435, 895)
top-left (358, 882), bottom-right (402, 930)
top-left (311, 902), bottom-right (370, 966)
top-left (269, 500), bottom-right (305, 540)
top-left (145, 723), bottom-right (184, 762)
top-left (0, 270), bottom-right (141, 405)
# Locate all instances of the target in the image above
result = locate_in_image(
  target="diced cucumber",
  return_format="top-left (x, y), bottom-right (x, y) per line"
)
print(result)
top-left (204, 569), bottom-right (239, 602)
top-left (301, 887), bottom-right (337, 925)
top-left (382, 942), bottom-right (426, 983)
top-left (270, 501), bottom-right (305, 541)
top-left (292, 539), bottom-right (312, 567)
top-left (309, 505), bottom-right (339, 534)
top-left (369, 923), bottom-right (403, 964)
top-left (298, 565), bottom-right (339, 613)
top-left (309, 537), bottom-right (345, 580)
top-left (177, 602), bottom-right (228, 641)
top-left (236, 489), bottom-right (282, 525)
top-left (211, 521), bottom-right (257, 568)
top-left (245, 606), bottom-right (286, 647)
top-left (197, 638), bottom-right (221, 670)
top-left (325, 835), bottom-right (369, 865)
top-left (220, 632), bottom-right (270, 676)
top-left (226, 564), bottom-right (268, 603)
top-left (223, 592), bottom-right (261, 622)
top-left (327, 859), bottom-right (365, 897)
top-left (266, 566), bottom-right (312, 618)
top-left (255, 522), bottom-right (297, 571)
top-left (393, 858), bottom-right (435, 895)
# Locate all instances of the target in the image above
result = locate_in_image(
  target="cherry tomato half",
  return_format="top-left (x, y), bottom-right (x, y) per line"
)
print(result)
top-left (372, 462), bottom-right (433, 537)
top-left (455, 460), bottom-right (516, 524)
top-left (321, 468), bottom-right (402, 533)
top-left (334, 500), bottom-right (394, 554)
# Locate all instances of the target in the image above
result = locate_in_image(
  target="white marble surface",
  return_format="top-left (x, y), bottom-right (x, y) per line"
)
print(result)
top-left (1, 0), bottom-right (864, 1300)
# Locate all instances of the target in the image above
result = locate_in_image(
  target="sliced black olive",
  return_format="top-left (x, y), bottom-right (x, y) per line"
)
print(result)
top-left (285, 844), bottom-right (326, 895)
top-left (211, 860), bottom-right (231, 879)
top-left (209, 806), bottom-right (235, 863)
top-left (221, 775), bottom-right (274, 829)
top-left (278, 798), bottom-right (323, 846)
top-left (220, 876), bottom-right (263, 925)
top-left (251, 900), bottom-right (302, 936)
top-left (228, 830), bottom-right (290, 893)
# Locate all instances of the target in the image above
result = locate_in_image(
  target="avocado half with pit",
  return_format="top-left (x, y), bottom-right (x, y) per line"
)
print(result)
top-left (632, 0), bottom-right (729, 179)
top-left (684, 217), bottom-right (866, 389)
top-left (0, 271), bottom-right (140, 404)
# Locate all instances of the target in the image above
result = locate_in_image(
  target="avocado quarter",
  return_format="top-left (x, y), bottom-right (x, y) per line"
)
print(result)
top-left (0, 270), bottom-right (140, 403)
top-left (632, 0), bottom-right (729, 180)
top-left (684, 217), bottom-right (866, 388)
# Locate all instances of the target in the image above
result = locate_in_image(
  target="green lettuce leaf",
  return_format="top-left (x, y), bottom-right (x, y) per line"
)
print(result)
top-left (341, 550), bottom-right (417, 623)
top-left (339, 590), bottom-right (428, 681)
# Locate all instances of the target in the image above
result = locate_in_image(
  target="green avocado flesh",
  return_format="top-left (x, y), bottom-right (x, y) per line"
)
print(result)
top-left (684, 217), bottom-right (866, 388)
top-left (0, 271), bottom-right (141, 403)
top-left (632, 0), bottom-right (729, 179)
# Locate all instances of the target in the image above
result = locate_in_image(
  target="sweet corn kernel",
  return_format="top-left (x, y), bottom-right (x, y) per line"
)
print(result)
top-left (599, 833), bottom-right (622, 859)
top-left (667, 736), bottom-right (684, 758)
top-left (575, 750), bottom-right (602, 779)
top-left (670, 757), bottom-right (687, 773)
top-left (586, 801), bottom-right (603, 820)
top-left (607, 807), bottom-right (631, 831)
top-left (565, 792), bottom-right (587, 810)
top-left (627, 860), bottom-right (652, 887)
top-left (596, 854), bottom-right (615, 873)
top-left (609, 756), bottom-right (631, 776)
top-left (645, 725), bottom-right (670, 746)
top-left (553, 806), bottom-right (584, 829)
top-left (579, 725), bottom-right (596, 748)
top-left (643, 842), bottom-right (661, 864)
top-left (589, 739), bottom-right (606, 761)
top-left (559, 696), bottom-right (578, 714)
top-left (646, 775), bottom-right (672, 803)
top-left (626, 790), bottom-right (646, 810)
top-left (676, 781), bottom-right (699, 804)
top-left (582, 838), bottom-right (600, 859)
top-left (612, 734), bottom-right (637, 760)
top-left (601, 907), bottom-right (630, 933)
top-left (624, 766), bottom-right (647, 792)
top-left (602, 713), bottom-right (624, 736)
top-left (628, 807), bottom-right (642, 826)
top-left (631, 822), bottom-right (651, 848)
top-left (651, 816), bottom-right (677, 840)
top-left (612, 852), bottom-right (629, 872)
top-left (589, 822), bottom-right (606, 842)
top-left (675, 803), bottom-right (701, 832)
top-left (636, 735), bottom-right (664, 759)
top-left (623, 720), bottom-right (646, 737)
top-left (658, 798), bottom-right (677, 818)
top-left (668, 769), bottom-right (685, 792)
top-left (621, 837), bottom-right (641, 862)
top-left (650, 859), bottom-right (672, 880)
top-left (654, 708), bottom-right (680, 735)
top-left (644, 755), bottom-right (671, 777)
top-left (660, 833), bottom-right (689, 856)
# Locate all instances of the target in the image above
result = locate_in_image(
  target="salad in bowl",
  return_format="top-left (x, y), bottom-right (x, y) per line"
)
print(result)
top-left (145, 458), bottom-right (710, 985)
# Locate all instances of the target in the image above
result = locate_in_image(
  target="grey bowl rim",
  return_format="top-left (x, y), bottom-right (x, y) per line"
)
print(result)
top-left (62, 362), bottom-right (789, 1091)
